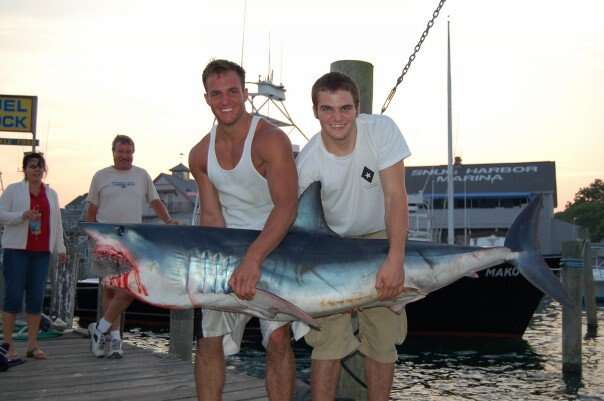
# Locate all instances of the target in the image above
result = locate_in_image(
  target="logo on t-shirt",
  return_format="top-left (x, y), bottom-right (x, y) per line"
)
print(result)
top-left (361, 167), bottom-right (374, 183)
top-left (112, 181), bottom-right (135, 189)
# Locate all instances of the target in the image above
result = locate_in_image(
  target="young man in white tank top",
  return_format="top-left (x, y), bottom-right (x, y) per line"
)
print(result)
top-left (189, 60), bottom-right (299, 401)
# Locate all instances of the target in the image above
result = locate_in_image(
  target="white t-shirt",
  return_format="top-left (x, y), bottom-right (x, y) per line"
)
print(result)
top-left (86, 166), bottom-right (159, 224)
top-left (296, 114), bottom-right (411, 236)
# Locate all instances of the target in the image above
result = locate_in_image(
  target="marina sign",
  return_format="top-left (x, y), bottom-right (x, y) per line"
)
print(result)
top-left (0, 94), bottom-right (37, 133)
top-left (0, 137), bottom-right (40, 146)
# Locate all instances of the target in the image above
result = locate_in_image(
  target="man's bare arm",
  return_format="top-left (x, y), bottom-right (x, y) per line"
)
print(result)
top-left (149, 199), bottom-right (177, 224)
top-left (189, 138), bottom-right (225, 228)
top-left (85, 203), bottom-right (98, 222)
top-left (375, 160), bottom-right (409, 301)
top-left (228, 127), bottom-right (298, 300)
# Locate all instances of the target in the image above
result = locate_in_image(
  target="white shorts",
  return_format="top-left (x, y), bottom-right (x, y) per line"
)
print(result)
top-left (201, 309), bottom-right (309, 356)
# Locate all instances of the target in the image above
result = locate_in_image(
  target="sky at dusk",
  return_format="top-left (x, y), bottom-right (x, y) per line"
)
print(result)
top-left (0, 0), bottom-right (602, 211)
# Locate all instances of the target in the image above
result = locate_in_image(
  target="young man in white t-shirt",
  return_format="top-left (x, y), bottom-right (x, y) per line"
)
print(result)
top-left (296, 72), bottom-right (411, 401)
top-left (86, 135), bottom-right (177, 358)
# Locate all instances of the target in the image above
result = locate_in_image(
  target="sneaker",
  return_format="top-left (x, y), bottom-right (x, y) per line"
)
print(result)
top-left (88, 322), bottom-right (107, 358)
top-left (107, 338), bottom-right (123, 359)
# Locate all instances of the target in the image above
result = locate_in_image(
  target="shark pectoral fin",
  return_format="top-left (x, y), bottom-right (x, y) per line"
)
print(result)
top-left (255, 289), bottom-right (320, 330)
top-left (388, 287), bottom-right (426, 313)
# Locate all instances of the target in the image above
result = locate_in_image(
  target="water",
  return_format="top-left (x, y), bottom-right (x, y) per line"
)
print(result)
top-left (391, 301), bottom-right (603, 400)
top-left (124, 300), bottom-right (604, 400)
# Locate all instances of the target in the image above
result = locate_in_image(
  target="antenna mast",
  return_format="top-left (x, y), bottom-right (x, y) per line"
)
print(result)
top-left (268, 33), bottom-right (272, 81)
top-left (240, 0), bottom-right (247, 66)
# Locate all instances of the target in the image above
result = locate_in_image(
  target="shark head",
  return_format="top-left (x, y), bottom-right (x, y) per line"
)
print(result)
top-left (82, 222), bottom-right (192, 308)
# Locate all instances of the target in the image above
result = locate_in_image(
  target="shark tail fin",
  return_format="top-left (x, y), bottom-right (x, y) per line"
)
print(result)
top-left (505, 195), bottom-right (573, 308)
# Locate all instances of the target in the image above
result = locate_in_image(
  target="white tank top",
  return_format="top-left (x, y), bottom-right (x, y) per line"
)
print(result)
top-left (207, 116), bottom-right (273, 230)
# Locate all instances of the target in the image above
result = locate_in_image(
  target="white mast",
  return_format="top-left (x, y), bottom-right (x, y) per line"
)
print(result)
top-left (240, 0), bottom-right (247, 66)
top-left (446, 19), bottom-right (455, 245)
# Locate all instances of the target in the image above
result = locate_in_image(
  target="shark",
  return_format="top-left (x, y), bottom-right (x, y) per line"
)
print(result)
top-left (82, 183), bottom-right (570, 329)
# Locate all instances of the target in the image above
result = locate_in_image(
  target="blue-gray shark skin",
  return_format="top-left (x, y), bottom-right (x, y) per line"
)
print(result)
top-left (82, 183), bottom-right (571, 329)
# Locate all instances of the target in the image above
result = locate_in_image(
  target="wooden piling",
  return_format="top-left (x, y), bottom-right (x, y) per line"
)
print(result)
top-left (169, 309), bottom-right (194, 361)
top-left (329, 60), bottom-right (373, 401)
top-left (337, 351), bottom-right (368, 401)
top-left (583, 241), bottom-right (598, 337)
top-left (561, 240), bottom-right (583, 374)
top-left (49, 232), bottom-right (79, 328)
top-left (330, 60), bottom-right (374, 115)
top-left (95, 281), bottom-right (104, 321)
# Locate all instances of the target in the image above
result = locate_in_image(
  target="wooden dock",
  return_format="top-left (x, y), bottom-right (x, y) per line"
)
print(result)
top-left (0, 332), bottom-right (269, 401)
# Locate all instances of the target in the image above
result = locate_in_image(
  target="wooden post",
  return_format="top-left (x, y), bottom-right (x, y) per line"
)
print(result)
top-left (337, 351), bottom-right (368, 401)
top-left (330, 60), bottom-right (374, 114)
top-left (561, 241), bottom-right (583, 374)
top-left (169, 309), bottom-right (194, 361)
top-left (329, 60), bottom-right (374, 401)
top-left (50, 232), bottom-right (79, 329)
top-left (583, 241), bottom-right (597, 337)
top-left (95, 282), bottom-right (104, 321)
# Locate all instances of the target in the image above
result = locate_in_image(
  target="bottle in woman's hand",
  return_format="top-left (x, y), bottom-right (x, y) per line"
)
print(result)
top-left (29, 206), bottom-right (42, 235)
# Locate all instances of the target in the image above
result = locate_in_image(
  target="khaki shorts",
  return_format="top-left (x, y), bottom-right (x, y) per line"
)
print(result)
top-left (305, 307), bottom-right (407, 364)
top-left (305, 229), bottom-right (407, 364)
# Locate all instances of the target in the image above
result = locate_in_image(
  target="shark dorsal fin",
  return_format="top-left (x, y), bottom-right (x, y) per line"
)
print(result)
top-left (291, 182), bottom-right (338, 236)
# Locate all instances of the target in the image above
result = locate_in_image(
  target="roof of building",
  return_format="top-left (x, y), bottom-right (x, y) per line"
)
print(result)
top-left (154, 173), bottom-right (197, 200)
top-left (65, 193), bottom-right (88, 210)
top-left (405, 161), bottom-right (557, 207)
top-left (169, 163), bottom-right (189, 173)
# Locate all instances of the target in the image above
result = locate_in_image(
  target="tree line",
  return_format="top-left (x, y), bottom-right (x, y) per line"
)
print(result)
top-left (555, 178), bottom-right (604, 242)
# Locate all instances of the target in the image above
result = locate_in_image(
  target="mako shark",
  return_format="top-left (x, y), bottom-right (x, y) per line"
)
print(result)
top-left (82, 183), bottom-right (570, 329)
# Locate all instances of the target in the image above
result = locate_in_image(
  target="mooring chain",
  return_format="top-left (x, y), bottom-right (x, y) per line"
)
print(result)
top-left (380, 0), bottom-right (448, 114)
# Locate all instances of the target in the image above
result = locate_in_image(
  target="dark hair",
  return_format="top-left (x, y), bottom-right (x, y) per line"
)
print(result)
top-left (202, 59), bottom-right (246, 91)
top-left (311, 72), bottom-right (360, 111)
top-left (22, 152), bottom-right (47, 178)
top-left (112, 134), bottom-right (135, 152)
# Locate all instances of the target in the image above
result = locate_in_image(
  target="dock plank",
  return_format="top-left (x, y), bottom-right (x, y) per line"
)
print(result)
top-left (0, 332), bottom-right (268, 401)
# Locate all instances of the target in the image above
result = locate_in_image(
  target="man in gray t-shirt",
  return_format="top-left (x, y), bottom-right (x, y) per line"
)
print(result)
top-left (86, 134), bottom-right (177, 359)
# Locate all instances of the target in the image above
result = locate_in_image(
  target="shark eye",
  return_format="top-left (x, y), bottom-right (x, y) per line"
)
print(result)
top-left (115, 226), bottom-right (125, 237)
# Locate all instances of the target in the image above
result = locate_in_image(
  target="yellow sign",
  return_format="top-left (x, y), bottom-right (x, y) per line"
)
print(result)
top-left (0, 95), bottom-right (37, 133)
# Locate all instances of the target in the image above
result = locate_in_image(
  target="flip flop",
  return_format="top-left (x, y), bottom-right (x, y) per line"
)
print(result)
top-left (26, 348), bottom-right (46, 360)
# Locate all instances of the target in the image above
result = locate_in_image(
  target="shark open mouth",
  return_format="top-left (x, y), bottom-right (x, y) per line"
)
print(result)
top-left (87, 231), bottom-right (149, 298)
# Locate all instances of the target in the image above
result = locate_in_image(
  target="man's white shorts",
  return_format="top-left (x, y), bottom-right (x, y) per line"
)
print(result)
top-left (201, 309), bottom-right (309, 356)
